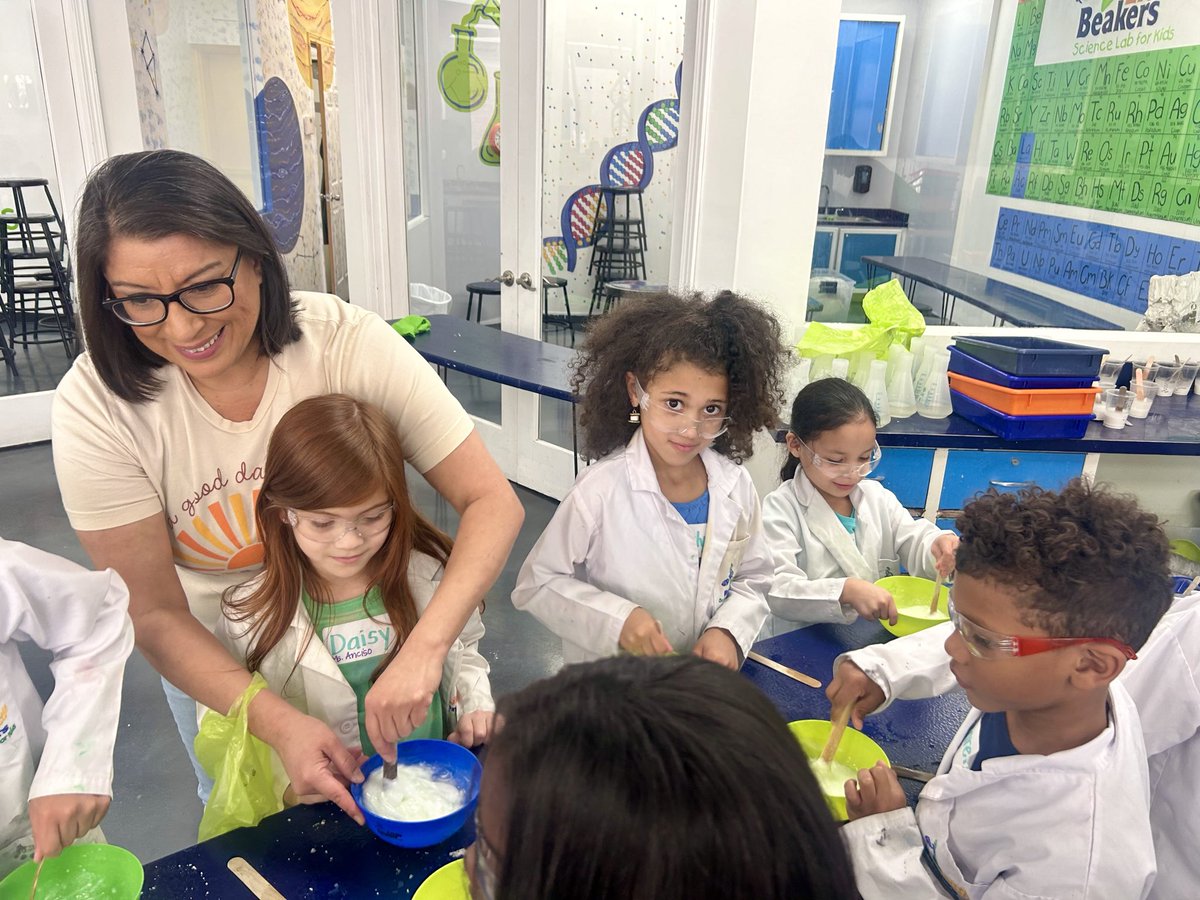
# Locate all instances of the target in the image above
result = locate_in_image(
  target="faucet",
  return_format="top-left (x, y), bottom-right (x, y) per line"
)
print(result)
top-left (819, 184), bottom-right (831, 214)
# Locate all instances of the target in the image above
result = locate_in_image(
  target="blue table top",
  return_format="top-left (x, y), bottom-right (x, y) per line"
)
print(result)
top-left (864, 255), bottom-right (1122, 331)
top-left (411, 315), bottom-right (575, 403)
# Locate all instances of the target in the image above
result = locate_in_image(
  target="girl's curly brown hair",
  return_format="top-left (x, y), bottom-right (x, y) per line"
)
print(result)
top-left (571, 290), bottom-right (788, 462)
top-left (954, 479), bottom-right (1173, 651)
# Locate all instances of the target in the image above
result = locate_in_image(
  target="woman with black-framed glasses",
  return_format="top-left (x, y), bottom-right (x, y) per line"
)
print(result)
top-left (51, 150), bottom-right (523, 823)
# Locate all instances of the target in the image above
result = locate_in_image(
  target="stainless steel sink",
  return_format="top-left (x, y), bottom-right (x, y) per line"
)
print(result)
top-left (817, 214), bottom-right (882, 225)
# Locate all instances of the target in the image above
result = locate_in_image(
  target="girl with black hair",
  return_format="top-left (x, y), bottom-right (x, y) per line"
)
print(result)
top-left (761, 378), bottom-right (956, 636)
top-left (465, 655), bottom-right (860, 900)
top-left (512, 291), bottom-right (788, 668)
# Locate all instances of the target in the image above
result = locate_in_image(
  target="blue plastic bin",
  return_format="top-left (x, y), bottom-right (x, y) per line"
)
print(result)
top-left (950, 390), bottom-right (1093, 441)
top-left (948, 346), bottom-right (1096, 390)
top-left (1173, 575), bottom-right (1195, 596)
top-left (952, 336), bottom-right (1107, 378)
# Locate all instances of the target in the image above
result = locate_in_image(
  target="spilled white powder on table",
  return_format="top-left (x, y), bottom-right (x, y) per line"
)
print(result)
top-left (361, 763), bottom-right (465, 821)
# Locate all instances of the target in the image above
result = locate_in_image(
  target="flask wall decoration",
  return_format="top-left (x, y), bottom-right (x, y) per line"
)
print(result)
top-left (479, 71), bottom-right (501, 166)
top-left (437, 24), bottom-right (488, 112)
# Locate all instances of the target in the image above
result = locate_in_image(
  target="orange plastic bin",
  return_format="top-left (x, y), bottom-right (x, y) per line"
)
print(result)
top-left (947, 372), bottom-right (1100, 416)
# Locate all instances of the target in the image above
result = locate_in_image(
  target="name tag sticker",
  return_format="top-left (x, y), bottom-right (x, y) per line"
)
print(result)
top-left (320, 619), bottom-right (394, 665)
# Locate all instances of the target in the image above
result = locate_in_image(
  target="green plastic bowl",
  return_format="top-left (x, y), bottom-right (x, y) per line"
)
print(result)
top-left (1170, 539), bottom-right (1200, 564)
top-left (413, 859), bottom-right (470, 900)
top-left (875, 575), bottom-right (949, 637)
top-left (789, 719), bottom-right (890, 820)
top-left (0, 844), bottom-right (142, 899)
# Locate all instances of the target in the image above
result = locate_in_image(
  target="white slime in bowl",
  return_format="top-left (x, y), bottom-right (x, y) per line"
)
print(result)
top-left (897, 603), bottom-right (947, 621)
top-left (809, 758), bottom-right (859, 797)
top-left (361, 763), bottom-right (466, 821)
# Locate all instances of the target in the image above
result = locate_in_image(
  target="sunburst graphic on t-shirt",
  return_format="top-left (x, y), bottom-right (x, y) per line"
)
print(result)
top-left (173, 490), bottom-right (265, 571)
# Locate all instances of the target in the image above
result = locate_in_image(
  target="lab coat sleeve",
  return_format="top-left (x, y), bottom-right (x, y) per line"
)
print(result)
top-left (704, 494), bottom-right (772, 657)
top-left (511, 488), bottom-right (638, 657)
top-left (886, 495), bottom-right (951, 581)
top-left (453, 606), bottom-right (495, 716)
top-left (843, 808), bottom-right (951, 899)
top-left (761, 487), bottom-right (855, 626)
top-left (0, 541), bottom-right (134, 800)
top-left (836, 621), bottom-right (958, 713)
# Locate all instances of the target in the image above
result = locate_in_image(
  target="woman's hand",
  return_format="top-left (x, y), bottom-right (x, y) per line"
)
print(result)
top-left (931, 534), bottom-right (959, 581)
top-left (449, 710), bottom-right (495, 748)
top-left (364, 637), bottom-right (448, 759)
top-left (619, 608), bottom-right (675, 656)
top-left (692, 628), bottom-right (740, 669)
top-left (826, 659), bottom-right (886, 729)
top-left (845, 761), bottom-right (907, 820)
top-left (251, 692), bottom-right (365, 824)
top-left (28, 794), bottom-right (110, 861)
top-left (840, 578), bottom-right (898, 625)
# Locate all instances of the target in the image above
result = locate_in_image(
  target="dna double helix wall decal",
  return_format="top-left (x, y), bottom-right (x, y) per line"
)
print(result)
top-left (543, 62), bottom-right (682, 274)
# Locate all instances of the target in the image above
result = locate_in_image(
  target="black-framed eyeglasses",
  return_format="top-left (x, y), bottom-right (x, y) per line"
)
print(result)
top-left (103, 250), bottom-right (242, 326)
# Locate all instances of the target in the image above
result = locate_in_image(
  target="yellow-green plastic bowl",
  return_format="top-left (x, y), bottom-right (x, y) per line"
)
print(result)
top-left (875, 575), bottom-right (950, 637)
top-left (0, 844), bottom-right (143, 899)
top-left (413, 859), bottom-right (470, 900)
top-left (789, 719), bottom-right (890, 820)
top-left (1170, 539), bottom-right (1200, 564)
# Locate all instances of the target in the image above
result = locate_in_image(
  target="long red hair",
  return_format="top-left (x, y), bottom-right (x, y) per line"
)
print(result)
top-left (223, 394), bottom-right (454, 678)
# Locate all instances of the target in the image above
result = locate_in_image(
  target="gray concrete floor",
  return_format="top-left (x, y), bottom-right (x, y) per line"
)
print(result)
top-left (1, 441), bottom-right (562, 864)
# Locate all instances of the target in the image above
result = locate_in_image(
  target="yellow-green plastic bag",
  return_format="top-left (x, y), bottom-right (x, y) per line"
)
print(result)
top-left (861, 278), bottom-right (926, 346)
top-left (195, 673), bottom-right (283, 841)
top-left (796, 278), bottom-right (926, 360)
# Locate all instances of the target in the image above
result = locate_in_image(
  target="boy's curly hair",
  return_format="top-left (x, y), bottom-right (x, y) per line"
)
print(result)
top-left (954, 479), bottom-right (1173, 651)
top-left (570, 290), bottom-right (788, 461)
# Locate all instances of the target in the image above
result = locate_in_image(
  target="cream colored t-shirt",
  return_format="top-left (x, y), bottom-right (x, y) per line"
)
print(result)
top-left (51, 292), bottom-right (473, 631)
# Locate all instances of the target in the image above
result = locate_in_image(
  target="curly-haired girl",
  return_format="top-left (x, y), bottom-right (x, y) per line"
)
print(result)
top-left (512, 290), bottom-right (789, 669)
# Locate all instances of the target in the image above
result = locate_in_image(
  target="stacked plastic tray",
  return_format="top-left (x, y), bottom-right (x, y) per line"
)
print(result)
top-left (947, 337), bottom-right (1107, 440)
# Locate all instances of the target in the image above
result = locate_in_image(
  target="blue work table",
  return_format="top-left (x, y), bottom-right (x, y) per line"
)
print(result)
top-left (140, 621), bottom-right (964, 896)
top-left (863, 255), bottom-right (1123, 330)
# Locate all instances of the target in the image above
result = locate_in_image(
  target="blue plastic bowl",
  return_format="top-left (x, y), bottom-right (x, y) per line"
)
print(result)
top-left (352, 740), bottom-right (482, 848)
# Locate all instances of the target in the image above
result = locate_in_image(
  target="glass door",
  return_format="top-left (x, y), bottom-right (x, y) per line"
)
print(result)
top-left (397, 0), bottom-right (686, 500)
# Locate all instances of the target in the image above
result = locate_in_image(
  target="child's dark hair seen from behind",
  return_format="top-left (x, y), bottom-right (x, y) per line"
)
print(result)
top-left (955, 479), bottom-right (1173, 651)
top-left (571, 290), bottom-right (788, 461)
top-left (223, 394), bottom-right (453, 675)
top-left (781, 377), bottom-right (877, 481)
top-left (469, 655), bottom-right (858, 900)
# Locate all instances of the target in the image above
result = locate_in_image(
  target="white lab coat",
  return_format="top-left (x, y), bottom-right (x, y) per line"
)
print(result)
top-left (213, 551), bottom-right (493, 796)
top-left (761, 468), bottom-right (951, 636)
top-left (1120, 591), bottom-right (1200, 900)
top-left (511, 429), bottom-right (772, 663)
top-left (842, 684), bottom-right (1154, 899)
top-left (0, 539), bottom-right (134, 877)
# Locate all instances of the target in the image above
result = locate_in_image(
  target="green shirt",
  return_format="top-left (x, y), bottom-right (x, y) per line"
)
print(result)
top-left (302, 586), bottom-right (443, 756)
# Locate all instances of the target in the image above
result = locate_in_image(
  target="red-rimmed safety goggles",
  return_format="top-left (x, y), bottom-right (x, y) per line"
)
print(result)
top-left (947, 597), bottom-right (1136, 660)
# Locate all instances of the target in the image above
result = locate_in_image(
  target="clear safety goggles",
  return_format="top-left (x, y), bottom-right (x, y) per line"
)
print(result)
top-left (285, 504), bottom-right (394, 543)
top-left (635, 377), bottom-right (731, 441)
top-left (947, 596), bottom-right (1136, 660)
top-left (797, 437), bottom-right (882, 478)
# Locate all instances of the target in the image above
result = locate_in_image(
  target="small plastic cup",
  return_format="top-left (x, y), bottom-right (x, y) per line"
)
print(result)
top-left (1130, 360), bottom-right (1159, 388)
top-left (1155, 363), bottom-right (1180, 396)
top-left (1102, 389), bottom-right (1131, 429)
top-left (1098, 358), bottom-right (1126, 385)
top-left (1175, 359), bottom-right (1200, 395)
top-left (1128, 393), bottom-right (1154, 419)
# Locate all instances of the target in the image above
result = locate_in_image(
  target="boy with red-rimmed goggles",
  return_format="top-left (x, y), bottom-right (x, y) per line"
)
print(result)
top-left (826, 480), bottom-right (1172, 900)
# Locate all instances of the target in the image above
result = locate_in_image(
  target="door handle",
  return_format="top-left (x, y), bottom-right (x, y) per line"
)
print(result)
top-left (516, 272), bottom-right (536, 291)
top-left (493, 271), bottom-right (516, 286)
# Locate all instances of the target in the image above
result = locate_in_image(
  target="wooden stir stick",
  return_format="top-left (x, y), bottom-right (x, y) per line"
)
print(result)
top-left (28, 860), bottom-right (44, 900)
top-left (928, 577), bottom-right (942, 614)
top-left (820, 704), bottom-right (853, 764)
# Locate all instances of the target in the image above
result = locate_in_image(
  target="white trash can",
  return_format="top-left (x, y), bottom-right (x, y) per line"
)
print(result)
top-left (409, 283), bottom-right (453, 317)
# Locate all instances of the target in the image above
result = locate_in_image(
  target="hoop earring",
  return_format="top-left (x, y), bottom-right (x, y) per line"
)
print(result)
top-left (628, 406), bottom-right (641, 424)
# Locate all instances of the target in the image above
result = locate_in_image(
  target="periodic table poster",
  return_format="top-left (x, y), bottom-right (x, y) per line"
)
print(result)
top-left (988, 0), bottom-right (1200, 226)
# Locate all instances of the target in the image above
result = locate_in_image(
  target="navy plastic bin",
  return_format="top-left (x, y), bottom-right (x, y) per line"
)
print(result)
top-left (1174, 575), bottom-right (1196, 596)
top-left (952, 336), bottom-right (1107, 378)
top-left (950, 390), bottom-right (1093, 441)
top-left (947, 346), bottom-right (1096, 390)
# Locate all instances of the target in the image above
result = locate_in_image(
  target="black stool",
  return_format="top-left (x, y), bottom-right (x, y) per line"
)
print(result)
top-left (541, 276), bottom-right (574, 346)
top-left (465, 280), bottom-right (501, 322)
top-left (1, 209), bottom-right (76, 357)
top-left (588, 186), bottom-right (647, 314)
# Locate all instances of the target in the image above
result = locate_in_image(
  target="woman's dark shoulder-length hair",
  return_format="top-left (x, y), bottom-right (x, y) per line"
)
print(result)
top-left (75, 149), bottom-right (301, 403)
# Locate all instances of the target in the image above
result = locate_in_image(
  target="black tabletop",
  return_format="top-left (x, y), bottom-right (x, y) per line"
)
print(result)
top-left (864, 255), bottom-right (1122, 331)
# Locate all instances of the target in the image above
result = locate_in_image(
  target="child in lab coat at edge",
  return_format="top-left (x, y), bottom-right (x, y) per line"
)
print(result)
top-left (213, 395), bottom-right (493, 809)
top-left (512, 291), bottom-right (789, 668)
top-left (0, 538), bottom-right (134, 877)
top-left (826, 480), bottom-right (1172, 899)
top-left (760, 378), bottom-right (957, 636)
